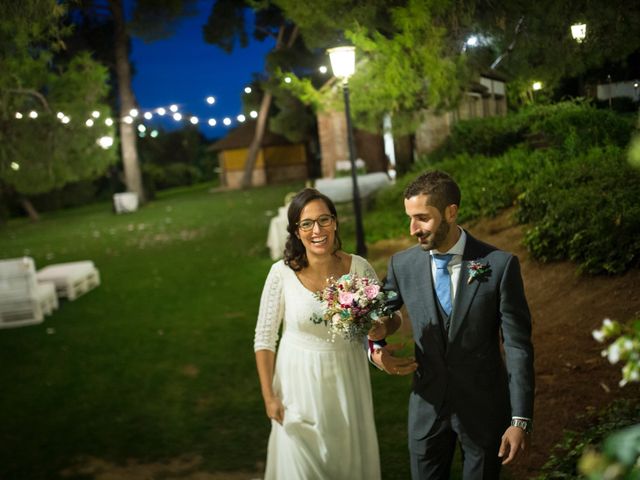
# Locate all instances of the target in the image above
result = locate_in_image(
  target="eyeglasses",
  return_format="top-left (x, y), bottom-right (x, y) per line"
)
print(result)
top-left (297, 214), bottom-right (335, 231)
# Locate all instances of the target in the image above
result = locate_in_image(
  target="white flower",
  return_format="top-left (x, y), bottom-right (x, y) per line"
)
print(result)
top-left (607, 344), bottom-right (621, 364)
top-left (592, 329), bottom-right (606, 343)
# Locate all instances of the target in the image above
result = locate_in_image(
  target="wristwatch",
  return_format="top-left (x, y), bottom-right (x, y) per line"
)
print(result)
top-left (511, 418), bottom-right (532, 434)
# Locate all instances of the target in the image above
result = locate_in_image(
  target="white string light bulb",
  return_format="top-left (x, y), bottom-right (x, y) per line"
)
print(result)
top-left (85, 119), bottom-right (94, 127)
top-left (129, 108), bottom-right (139, 117)
top-left (123, 116), bottom-right (133, 124)
top-left (105, 118), bottom-right (114, 126)
top-left (29, 111), bottom-right (38, 118)
top-left (319, 66), bottom-right (327, 74)
top-left (249, 110), bottom-right (258, 119)
top-left (97, 136), bottom-right (114, 149)
top-left (223, 117), bottom-right (231, 126)
top-left (284, 76), bottom-right (292, 84)
top-left (237, 114), bottom-right (246, 122)
top-left (190, 116), bottom-right (199, 125)
top-left (208, 119), bottom-right (216, 126)
top-left (56, 112), bottom-right (65, 119)
top-left (92, 111), bottom-right (100, 118)
top-left (137, 124), bottom-right (146, 132)
top-left (15, 112), bottom-right (23, 119)
top-left (62, 116), bottom-right (70, 124)
top-left (244, 87), bottom-right (252, 94)
top-left (11, 162), bottom-right (20, 171)
top-left (169, 104), bottom-right (178, 112)
top-left (173, 112), bottom-right (182, 121)
top-left (206, 96), bottom-right (215, 104)
top-left (157, 107), bottom-right (166, 115)
top-left (144, 112), bottom-right (153, 120)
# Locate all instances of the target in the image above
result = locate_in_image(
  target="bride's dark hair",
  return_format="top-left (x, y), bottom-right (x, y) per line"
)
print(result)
top-left (283, 188), bottom-right (341, 272)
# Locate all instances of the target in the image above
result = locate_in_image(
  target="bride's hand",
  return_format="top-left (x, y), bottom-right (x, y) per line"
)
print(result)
top-left (368, 318), bottom-right (388, 341)
top-left (264, 395), bottom-right (285, 425)
top-left (368, 313), bottom-right (401, 341)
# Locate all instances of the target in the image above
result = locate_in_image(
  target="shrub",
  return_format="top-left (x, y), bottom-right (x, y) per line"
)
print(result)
top-left (365, 147), bottom-right (544, 242)
top-left (142, 162), bottom-right (202, 192)
top-left (525, 102), bottom-right (635, 154)
top-left (536, 400), bottom-right (640, 480)
top-left (431, 113), bottom-right (529, 161)
top-left (517, 146), bottom-right (640, 274)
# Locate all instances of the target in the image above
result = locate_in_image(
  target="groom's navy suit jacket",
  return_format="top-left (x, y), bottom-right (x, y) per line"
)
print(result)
top-left (383, 231), bottom-right (535, 451)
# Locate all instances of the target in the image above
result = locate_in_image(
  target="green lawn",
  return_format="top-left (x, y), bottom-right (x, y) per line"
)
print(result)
top-left (0, 182), bottom-right (418, 480)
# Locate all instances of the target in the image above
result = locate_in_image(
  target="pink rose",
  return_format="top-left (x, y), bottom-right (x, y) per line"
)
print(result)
top-left (364, 284), bottom-right (380, 300)
top-left (339, 291), bottom-right (355, 306)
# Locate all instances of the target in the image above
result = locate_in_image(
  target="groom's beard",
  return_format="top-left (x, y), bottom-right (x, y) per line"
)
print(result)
top-left (416, 220), bottom-right (450, 251)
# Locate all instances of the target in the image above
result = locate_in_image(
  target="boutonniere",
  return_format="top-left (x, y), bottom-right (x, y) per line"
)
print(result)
top-left (468, 261), bottom-right (491, 284)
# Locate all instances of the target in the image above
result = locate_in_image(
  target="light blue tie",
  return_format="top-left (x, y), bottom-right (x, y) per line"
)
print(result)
top-left (433, 253), bottom-right (454, 316)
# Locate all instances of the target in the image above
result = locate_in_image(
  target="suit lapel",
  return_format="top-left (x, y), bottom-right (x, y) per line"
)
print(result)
top-left (448, 234), bottom-right (483, 343)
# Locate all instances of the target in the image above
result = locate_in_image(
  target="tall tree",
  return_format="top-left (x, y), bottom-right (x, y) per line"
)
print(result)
top-left (77, 0), bottom-right (197, 203)
top-left (203, 0), bottom-right (298, 188)
top-left (0, 0), bottom-right (117, 220)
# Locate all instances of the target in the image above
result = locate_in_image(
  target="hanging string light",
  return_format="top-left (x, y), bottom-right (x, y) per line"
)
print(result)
top-left (9, 84), bottom-right (260, 135)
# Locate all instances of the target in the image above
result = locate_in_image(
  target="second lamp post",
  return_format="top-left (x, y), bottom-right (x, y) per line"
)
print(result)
top-left (327, 46), bottom-right (367, 257)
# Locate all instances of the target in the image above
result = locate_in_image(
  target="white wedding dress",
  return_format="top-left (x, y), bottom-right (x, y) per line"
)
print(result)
top-left (254, 254), bottom-right (381, 480)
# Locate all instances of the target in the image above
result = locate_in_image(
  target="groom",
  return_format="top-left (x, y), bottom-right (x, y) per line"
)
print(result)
top-left (371, 170), bottom-right (534, 479)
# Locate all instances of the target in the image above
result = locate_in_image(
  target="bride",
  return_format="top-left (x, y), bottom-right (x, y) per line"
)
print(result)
top-left (254, 188), bottom-right (381, 479)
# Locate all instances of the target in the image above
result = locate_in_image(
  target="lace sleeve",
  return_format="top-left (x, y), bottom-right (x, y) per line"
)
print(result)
top-left (254, 262), bottom-right (285, 352)
top-left (353, 255), bottom-right (380, 282)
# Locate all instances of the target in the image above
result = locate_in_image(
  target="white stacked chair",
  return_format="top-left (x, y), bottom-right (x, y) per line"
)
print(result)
top-left (0, 257), bottom-right (58, 329)
top-left (36, 260), bottom-right (100, 301)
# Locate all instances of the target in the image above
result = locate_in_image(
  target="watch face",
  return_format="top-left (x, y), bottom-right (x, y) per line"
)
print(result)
top-left (512, 419), bottom-right (531, 433)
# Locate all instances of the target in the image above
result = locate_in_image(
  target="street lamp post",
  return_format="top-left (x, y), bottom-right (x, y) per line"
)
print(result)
top-left (571, 23), bottom-right (587, 96)
top-left (328, 46), bottom-right (367, 257)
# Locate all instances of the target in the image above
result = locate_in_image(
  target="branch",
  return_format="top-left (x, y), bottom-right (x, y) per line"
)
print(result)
top-left (285, 24), bottom-right (299, 49)
top-left (254, 25), bottom-right (279, 41)
top-left (491, 15), bottom-right (525, 70)
top-left (6, 89), bottom-right (52, 113)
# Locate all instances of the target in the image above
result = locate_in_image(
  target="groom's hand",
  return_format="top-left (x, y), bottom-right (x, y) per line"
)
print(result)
top-left (498, 426), bottom-right (528, 464)
top-left (371, 343), bottom-right (417, 376)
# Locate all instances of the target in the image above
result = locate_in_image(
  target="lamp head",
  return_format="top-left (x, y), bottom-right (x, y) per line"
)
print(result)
top-left (327, 46), bottom-right (356, 80)
top-left (571, 23), bottom-right (587, 43)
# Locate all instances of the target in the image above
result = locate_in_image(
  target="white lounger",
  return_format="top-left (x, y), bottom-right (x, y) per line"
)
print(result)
top-left (0, 257), bottom-right (58, 329)
top-left (36, 261), bottom-right (101, 301)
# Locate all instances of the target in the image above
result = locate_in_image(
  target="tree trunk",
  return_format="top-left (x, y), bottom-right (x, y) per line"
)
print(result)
top-left (20, 198), bottom-right (39, 221)
top-left (111, 0), bottom-right (145, 203)
top-left (240, 24), bottom-right (298, 189)
top-left (240, 90), bottom-right (272, 188)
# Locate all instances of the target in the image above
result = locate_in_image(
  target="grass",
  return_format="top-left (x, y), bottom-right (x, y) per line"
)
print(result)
top-left (0, 181), bottom-right (418, 480)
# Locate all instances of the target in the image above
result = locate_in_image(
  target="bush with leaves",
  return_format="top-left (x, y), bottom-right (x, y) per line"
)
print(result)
top-left (517, 146), bottom-right (640, 274)
top-left (535, 400), bottom-right (640, 480)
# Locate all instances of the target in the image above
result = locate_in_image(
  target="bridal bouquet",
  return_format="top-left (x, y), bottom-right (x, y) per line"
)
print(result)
top-left (311, 273), bottom-right (395, 342)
